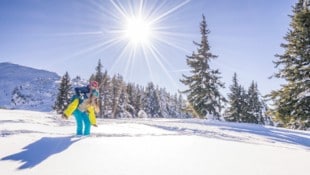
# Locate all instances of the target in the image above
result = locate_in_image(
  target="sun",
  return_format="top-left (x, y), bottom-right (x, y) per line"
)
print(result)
top-left (89, 0), bottom-right (192, 91)
top-left (124, 16), bottom-right (153, 45)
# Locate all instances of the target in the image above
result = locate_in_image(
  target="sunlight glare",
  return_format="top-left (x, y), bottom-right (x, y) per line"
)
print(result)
top-left (124, 16), bottom-right (152, 45)
top-left (81, 0), bottom-right (193, 92)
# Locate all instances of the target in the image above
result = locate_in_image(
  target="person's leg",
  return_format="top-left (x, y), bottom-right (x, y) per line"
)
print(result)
top-left (73, 110), bottom-right (83, 135)
top-left (82, 113), bottom-right (91, 135)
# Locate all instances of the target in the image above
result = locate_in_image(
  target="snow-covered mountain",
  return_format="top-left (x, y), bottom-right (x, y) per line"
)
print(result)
top-left (0, 109), bottom-right (309, 175)
top-left (0, 62), bottom-right (60, 111)
top-left (0, 62), bottom-right (89, 111)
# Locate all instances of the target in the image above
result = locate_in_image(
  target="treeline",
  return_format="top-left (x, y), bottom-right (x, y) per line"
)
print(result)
top-left (54, 60), bottom-right (190, 119)
top-left (224, 73), bottom-right (271, 125)
top-left (54, 60), bottom-right (268, 124)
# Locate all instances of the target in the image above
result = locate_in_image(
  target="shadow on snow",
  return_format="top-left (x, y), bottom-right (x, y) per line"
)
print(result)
top-left (1, 136), bottom-right (81, 170)
top-left (141, 120), bottom-right (310, 149)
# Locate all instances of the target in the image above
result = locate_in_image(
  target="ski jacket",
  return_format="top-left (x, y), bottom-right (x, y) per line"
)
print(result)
top-left (75, 86), bottom-right (90, 99)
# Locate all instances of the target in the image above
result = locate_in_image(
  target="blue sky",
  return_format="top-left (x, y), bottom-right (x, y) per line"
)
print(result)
top-left (0, 0), bottom-right (296, 95)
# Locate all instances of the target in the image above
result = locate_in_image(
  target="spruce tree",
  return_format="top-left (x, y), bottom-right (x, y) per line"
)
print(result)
top-left (111, 74), bottom-right (123, 118)
top-left (94, 59), bottom-right (104, 85)
top-left (101, 71), bottom-right (112, 118)
top-left (239, 87), bottom-right (250, 123)
top-left (54, 72), bottom-right (72, 114)
top-left (225, 73), bottom-right (244, 122)
top-left (126, 83), bottom-right (137, 117)
top-left (269, 0), bottom-right (310, 129)
top-left (247, 82), bottom-right (265, 124)
top-left (180, 14), bottom-right (225, 118)
top-left (118, 83), bottom-right (129, 118)
top-left (143, 82), bottom-right (161, 118)
top-left (134, 84), bottom-right (143, 117)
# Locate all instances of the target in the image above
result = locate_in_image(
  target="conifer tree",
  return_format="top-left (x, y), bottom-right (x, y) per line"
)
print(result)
top-left (111, 74), bottom-right (123, 118)
top-left (134, 84), bottom-right (143, 117)
top-left (118, 83), bottom-right (129, 118)
top-left (247, 81), bottom-right (265, 124)
top-left (269, 0), bottom-right (310, 129)
top-left (101, 71), bottom-right (112, 118)
top-left (143, 82), bottom-right (161, 117)
top-left (126, 83), bottom-right (137, 117)
top-left (239, 87), bottom-right (250, 123)
top-left (225, 73), bottom-right (246, 122)
top-left (94, 59), bottom-right (104, 85)
top-left (180, 14), bottom-right (225, 118)
top-left (54, 72), bottom-right (72, 114)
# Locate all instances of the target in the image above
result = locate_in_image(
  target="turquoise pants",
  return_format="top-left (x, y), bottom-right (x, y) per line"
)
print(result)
top-left (73, 109), bottom-right (91, 135)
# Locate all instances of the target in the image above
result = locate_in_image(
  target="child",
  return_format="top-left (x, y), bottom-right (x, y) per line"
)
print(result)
top-left (63, 81), bottom-right (100, 136)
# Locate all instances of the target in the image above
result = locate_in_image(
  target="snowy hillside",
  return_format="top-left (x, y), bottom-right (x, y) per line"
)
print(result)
top-left (0, 62), bottom-right (60, 111)
top-left (0, 62), bottom-right (88, 112)
top-left (1, 109), bottom-right (309, 175)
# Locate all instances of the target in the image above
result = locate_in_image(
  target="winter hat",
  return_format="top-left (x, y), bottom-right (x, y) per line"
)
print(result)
top-left (90, 81), bottom-right (99, 88)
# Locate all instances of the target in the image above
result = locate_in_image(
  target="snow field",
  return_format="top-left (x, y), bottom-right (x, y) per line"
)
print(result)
top-left (1, 109), bottom-right (309, 175)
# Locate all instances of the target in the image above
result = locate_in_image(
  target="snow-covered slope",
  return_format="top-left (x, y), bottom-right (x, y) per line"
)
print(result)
top-left (1, 109), bottom-right (309, 175)
top-left (0, 62), bottom-right (60, 111)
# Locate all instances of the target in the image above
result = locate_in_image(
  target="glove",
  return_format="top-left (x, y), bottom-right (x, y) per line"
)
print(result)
top-left (62, 114), bottom-right (68, 119)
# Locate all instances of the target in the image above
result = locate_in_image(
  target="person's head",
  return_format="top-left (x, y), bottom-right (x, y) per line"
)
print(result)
top-left (90, 81), bottom-right (99, 89)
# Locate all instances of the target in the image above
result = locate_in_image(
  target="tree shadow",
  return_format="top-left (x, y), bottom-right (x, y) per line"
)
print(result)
top-left (142, 120), bottom-right (310, 149)
top-left (175, 119), bottom-right (310, 149)
top-left (1, 136), bottom-right (80, 170)
top-left (221, 126), bottom-right (310, 149)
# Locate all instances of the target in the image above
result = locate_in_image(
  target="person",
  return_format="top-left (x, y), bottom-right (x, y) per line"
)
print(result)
top-left (63, 81), bottom-right (100, 136)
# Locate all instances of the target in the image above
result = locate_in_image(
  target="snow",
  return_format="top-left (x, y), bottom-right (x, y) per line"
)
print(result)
top-left (0, 62), bottom-right (60, 111)
top-left (0, 62), bottom-right (89, 112)
top-left (1, 109), bottom-right (310, 175)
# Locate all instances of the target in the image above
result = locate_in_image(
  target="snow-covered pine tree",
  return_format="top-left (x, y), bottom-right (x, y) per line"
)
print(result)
top-left (247, 81), bottom-right (265, 124)
top-left (170, 93), bottom-right (179, 118)
top-left (134, 84), bottom-right (144, 117)
top-left (110, 75), bottom-right (117, 118)
top-left (101, 71), bottom-right (112, 118)
top-left (157, 88), bottom-right (170, 118)
top-left (111, 74), bottom-right (127, 118)
top-left (126, 83), bottom-right (137, 117)
top-left (239, 87), bottom-right (250, 123)
top-left (118, 82), bottom-right (130, 118)
top-left (225, 73), bottom-right (246, 122)
top-left (269, 0), bottom-right (310, 129)
top-left (143, 82), bottom-right (161, 118)
top-left (53, 72), bottom-right (72, 114)
top-left (94, 59), bottom-right (104, 85)
top-left (180, 14), bottom-right (225, 119)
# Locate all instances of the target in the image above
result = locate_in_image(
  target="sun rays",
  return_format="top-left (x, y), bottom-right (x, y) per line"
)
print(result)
top-left (56, 0), bottom-right (193, 92)
top-left (106, 0), bottom-right (192, 88)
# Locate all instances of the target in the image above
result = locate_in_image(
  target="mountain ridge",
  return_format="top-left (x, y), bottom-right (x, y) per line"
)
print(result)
top-left (0, 62), bottom-right (60, 111)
